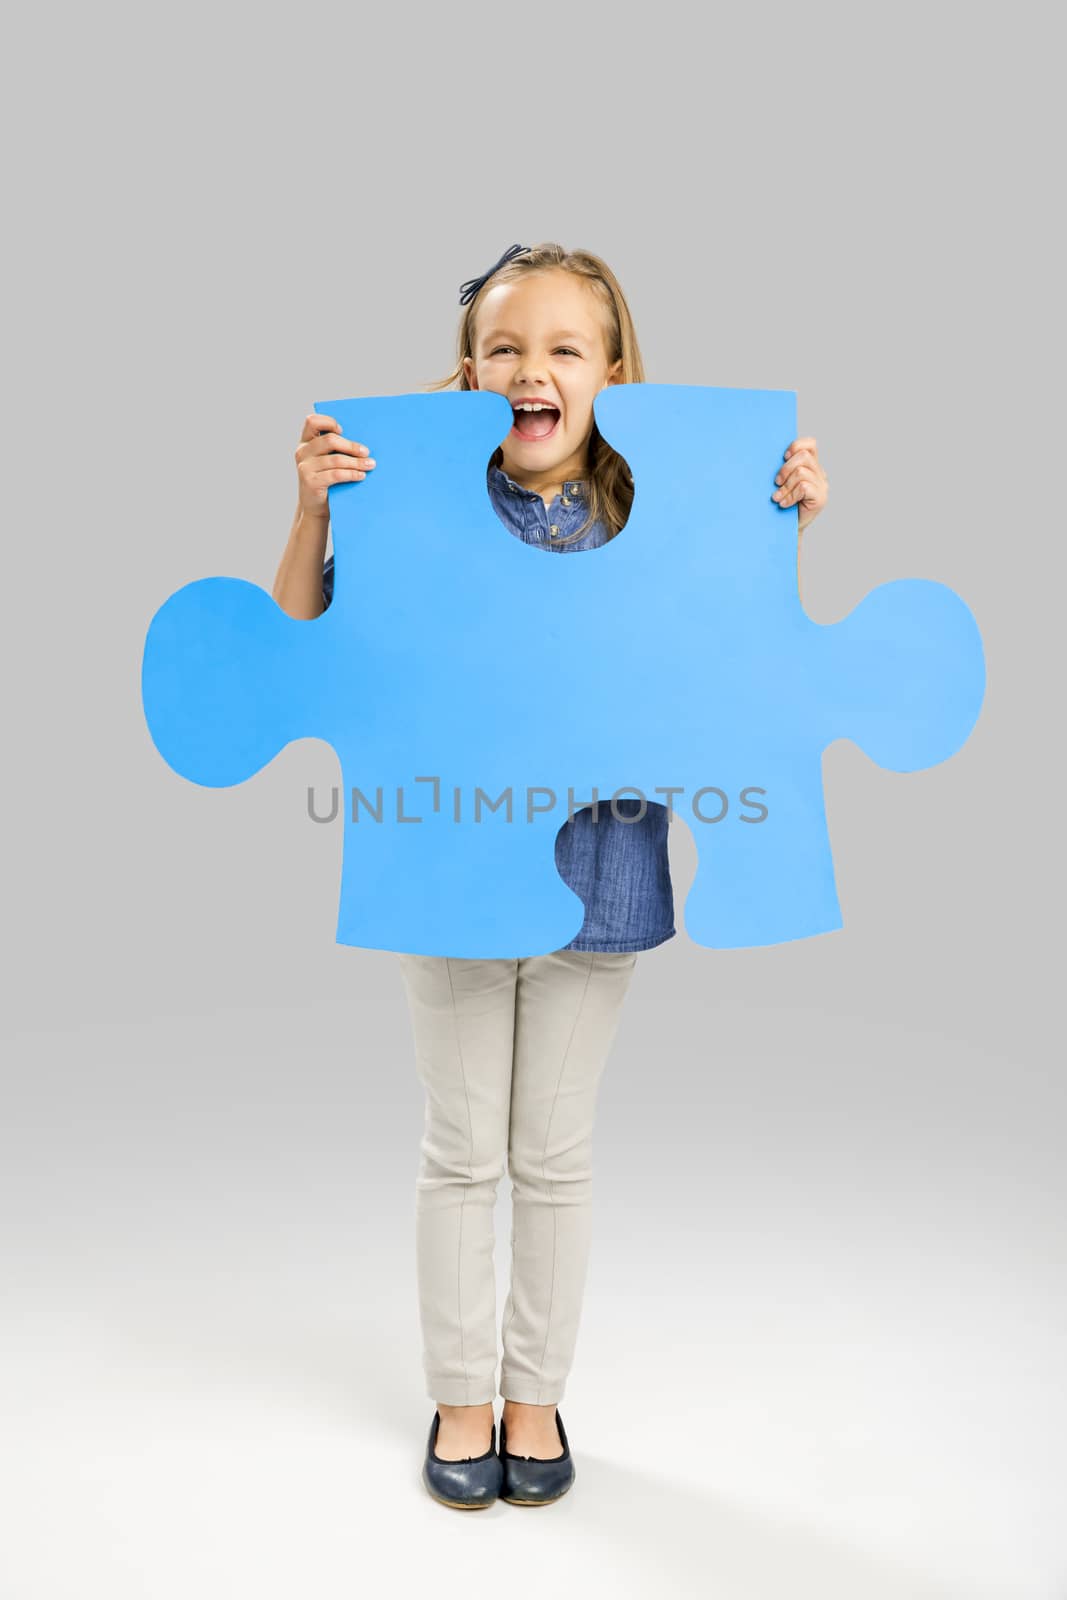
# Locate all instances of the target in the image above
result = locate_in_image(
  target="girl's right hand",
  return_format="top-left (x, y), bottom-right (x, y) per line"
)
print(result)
top-left (295, 413), bottom-right (376, 521)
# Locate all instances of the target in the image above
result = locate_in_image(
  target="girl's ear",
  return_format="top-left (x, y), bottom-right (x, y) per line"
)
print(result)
top-left (462, 355), bottom-right (478, 388)
top-left (606, 358), bottom-right (623, 385)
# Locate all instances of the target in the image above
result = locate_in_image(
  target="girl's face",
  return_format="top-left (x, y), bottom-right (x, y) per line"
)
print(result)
top-left (463, 269), bottom-right (622, 484)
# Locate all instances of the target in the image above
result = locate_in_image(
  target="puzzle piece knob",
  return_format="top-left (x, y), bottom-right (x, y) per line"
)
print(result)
top-left (828, 577), bottom-right (986, 772)
top-left (142, 577), bottom-right (314, 788)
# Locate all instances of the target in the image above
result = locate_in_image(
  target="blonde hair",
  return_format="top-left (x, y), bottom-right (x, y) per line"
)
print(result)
top-left (423, 242), bottom-right (644, 542)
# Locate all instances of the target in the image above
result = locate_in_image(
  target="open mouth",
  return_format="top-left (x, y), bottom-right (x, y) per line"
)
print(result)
top-left (510, 403), bottom-right (560, 442)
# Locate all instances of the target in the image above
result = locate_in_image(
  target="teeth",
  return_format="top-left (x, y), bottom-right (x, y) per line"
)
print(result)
top-left (514, 402), bottom-right (555, 412)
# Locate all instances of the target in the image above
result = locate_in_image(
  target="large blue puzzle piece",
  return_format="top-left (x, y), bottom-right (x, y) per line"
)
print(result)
top-left (141, 385), bottom-right (985, 956)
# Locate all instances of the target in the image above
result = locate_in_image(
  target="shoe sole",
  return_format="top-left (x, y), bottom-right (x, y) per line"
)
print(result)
top-left (426, 1493), bottom-right (496, 1510)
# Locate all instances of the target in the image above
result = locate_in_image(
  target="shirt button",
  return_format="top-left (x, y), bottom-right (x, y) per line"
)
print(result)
top-left (561, 495), bottom-right (572, 506)
top-left (549, 524), bottom-right (560, 537)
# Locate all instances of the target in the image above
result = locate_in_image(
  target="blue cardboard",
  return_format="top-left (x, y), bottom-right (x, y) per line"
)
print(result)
top-left (141, 385), bottom-right (985, 955)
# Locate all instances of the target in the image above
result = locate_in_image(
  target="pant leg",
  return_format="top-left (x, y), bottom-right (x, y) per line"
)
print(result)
top-left (397, 953), bottom-right (517, 1406)
top-left (500, 948), bottom-right (638, 1405)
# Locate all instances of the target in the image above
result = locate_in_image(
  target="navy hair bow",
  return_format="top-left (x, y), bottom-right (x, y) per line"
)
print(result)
top-left (458, 243), bottom-right (531, 306)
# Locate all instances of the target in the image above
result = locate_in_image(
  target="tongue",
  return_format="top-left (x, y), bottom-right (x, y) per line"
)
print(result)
top-left (514, 408), bottom-right (558, 439)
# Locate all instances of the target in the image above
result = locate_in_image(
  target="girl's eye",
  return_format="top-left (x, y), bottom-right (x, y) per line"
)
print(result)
top-left (488, 346), bottom-right (580, 357)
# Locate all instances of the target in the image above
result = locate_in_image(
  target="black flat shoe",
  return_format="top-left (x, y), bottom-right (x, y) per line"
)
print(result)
top-left (499, 1408), bottom-right (575, 1505)
top-left (422, 1410), bottom-right (503, 1510)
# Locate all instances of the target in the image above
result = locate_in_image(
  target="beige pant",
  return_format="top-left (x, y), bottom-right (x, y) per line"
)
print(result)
top-left (397, 948), bottom-right (639, 1406)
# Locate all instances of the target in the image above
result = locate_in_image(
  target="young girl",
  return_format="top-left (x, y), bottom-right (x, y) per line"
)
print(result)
top-left (272, 242), bottom-right (828, 1511)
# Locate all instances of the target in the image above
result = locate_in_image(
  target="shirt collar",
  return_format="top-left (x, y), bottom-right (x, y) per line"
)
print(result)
top-left (488, 463), bottom-right (586, 500)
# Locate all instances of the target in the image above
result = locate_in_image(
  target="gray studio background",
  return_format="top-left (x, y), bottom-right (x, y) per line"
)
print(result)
top-left (2, 6), bottom-right (1062, 1599)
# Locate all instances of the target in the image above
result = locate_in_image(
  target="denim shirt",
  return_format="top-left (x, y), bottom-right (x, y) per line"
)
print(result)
top-left (321, 462), bottom-right (676, 954)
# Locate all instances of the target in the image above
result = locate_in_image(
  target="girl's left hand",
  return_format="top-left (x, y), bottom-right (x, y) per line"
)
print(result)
top-left (772, 437), bottom-right (828, 535)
